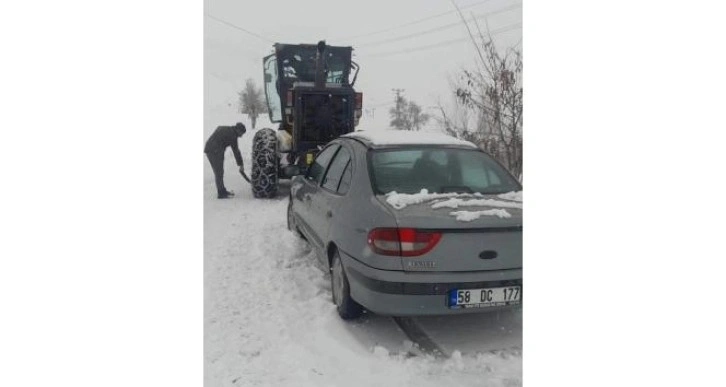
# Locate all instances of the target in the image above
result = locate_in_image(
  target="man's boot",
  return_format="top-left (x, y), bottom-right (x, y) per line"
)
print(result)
top-left (218, 190), bottom-right (235, 199)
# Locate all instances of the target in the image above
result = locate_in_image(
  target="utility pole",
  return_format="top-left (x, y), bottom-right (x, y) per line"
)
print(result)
top-left (391, 88), bottom-right (405, 129)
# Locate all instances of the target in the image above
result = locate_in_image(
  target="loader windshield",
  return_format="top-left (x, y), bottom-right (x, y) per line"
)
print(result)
top-left (276, 44), bottom-right (352, 84)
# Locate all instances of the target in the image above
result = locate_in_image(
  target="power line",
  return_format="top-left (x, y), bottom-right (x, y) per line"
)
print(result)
top-left (206, 72), bottom-right (245, 92)
top-left (357, 3), bottom-right (521, 48)
top-left (336, 0), bottom-right (499, 41)
top-left (361, 22), bottom-right (521, 58)
top-left (452, 0), bottom-right (487, 69)
top-left (367, 37), bottom-right (465, 57)
top-left (205, 13), bottom-right (274, 44)
top-left (367, 101), bottom-right (395, 108)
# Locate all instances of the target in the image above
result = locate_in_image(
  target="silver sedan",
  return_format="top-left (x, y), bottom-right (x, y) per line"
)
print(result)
top-left (288, 131), bottom-right (522, 319)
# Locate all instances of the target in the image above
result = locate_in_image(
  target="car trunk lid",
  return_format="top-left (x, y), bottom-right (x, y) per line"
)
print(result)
top-left (376, 194), bottom-right (523, 272)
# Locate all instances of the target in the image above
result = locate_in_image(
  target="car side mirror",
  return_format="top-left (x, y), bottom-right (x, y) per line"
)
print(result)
top-left (282, 165), bottom-right (302, 178)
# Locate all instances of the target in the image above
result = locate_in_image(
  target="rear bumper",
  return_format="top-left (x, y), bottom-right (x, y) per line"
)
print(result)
top-left (340, 250), bottom-right (522, 317)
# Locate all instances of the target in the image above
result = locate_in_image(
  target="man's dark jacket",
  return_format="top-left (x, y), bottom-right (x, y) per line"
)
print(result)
top-left (204, 126), bottom-right (244, 166)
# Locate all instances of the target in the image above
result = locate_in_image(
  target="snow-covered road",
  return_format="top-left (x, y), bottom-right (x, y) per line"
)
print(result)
top-left (204, 128), bottom-right (522, 387)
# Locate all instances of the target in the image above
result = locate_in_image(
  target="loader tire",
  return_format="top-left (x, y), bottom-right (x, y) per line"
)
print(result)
top-left (251, 128), bottom-right (279, 198)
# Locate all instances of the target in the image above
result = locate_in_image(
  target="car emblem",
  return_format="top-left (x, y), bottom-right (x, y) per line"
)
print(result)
top-left (479, 251), bottom-right (498, 260)
top-left (406, 261), bottom-right (436, 269)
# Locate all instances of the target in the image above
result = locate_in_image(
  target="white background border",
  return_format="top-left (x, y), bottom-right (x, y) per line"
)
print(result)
top-left (1, 1), bottom-right (725, 386)
top-left (1, 1), bottom-right (202, 386)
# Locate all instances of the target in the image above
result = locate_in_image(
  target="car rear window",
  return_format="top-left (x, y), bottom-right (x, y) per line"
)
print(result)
top-left (369, 148), bottom-right (521, 195)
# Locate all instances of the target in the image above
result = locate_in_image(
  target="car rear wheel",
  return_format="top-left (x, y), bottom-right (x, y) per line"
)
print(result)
top-left (330, 250), bottom-right (363, 320)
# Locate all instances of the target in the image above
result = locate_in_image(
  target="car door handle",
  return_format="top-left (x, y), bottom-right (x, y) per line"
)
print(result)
top-left (326, 210), bottom-right (333, 218)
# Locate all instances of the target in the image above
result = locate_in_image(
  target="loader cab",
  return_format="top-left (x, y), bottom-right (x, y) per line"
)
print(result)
top-left (262, 43), bottom-right (361, 155)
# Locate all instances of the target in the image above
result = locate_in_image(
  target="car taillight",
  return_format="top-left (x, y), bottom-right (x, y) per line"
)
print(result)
top-left (354, 92), bottom-right (363, 109)
top-left (367, 228), bottom-right (441, 257)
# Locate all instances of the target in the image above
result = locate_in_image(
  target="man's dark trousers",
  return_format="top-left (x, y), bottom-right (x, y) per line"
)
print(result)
top-left (206, 151), bottom-right (226, 196)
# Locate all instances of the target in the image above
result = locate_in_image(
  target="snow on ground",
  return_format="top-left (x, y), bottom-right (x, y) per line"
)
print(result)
top-left (204, 123), bottom-right (522, 386)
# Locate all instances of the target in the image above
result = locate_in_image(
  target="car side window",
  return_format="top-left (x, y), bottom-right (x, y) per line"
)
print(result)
top-left (306, 145), bottom-right (340, 184)
top-left (321, 147), bottom-right (351, 192)
top-left (337, 160), bottom-right (353, 195)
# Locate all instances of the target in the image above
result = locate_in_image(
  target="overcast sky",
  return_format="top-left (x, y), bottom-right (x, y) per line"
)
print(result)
top-left (204, 0), bottom-right (522, 135)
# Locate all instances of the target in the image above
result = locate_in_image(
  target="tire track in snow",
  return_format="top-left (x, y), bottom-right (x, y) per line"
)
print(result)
top-left (393, 317), bottom-right (448, 359)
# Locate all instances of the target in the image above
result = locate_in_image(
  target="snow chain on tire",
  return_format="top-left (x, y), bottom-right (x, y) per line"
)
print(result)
top-left (251, 128), bottom-right (279, 198)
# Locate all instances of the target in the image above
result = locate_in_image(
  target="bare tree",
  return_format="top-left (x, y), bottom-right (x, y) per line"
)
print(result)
top-left (437, 4), bottom-right (523, 178)
top-left (389, 90), bottom-right (431, 131)
top-left (406, 102), bottom-right (431, 131)
top-left (238, 78), bottom-right (268, 129)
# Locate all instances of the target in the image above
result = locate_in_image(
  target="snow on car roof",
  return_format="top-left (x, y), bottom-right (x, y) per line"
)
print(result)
top-left (342, 130), bottom-right (477, 148)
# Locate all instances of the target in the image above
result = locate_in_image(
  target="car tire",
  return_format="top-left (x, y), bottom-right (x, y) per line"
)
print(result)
top-left (251, 128), bottom-right (279, 198)
top-left (330, 249), bottom-right (363, 320)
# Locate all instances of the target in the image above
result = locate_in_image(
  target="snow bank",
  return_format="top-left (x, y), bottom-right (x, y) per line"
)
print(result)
top-left (450, 209), bottom-right (512, 221)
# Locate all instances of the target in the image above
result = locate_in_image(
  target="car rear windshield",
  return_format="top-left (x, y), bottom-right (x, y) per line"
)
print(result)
top-left (369, 147), bottom-right (521, 195)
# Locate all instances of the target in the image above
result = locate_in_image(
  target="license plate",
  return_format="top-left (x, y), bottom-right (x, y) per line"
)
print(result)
top-left (448, 286), bottom-right (521, 308)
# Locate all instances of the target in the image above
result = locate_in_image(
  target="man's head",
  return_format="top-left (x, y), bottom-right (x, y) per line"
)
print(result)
top-left (234, 123), bottom-right (246, 136)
